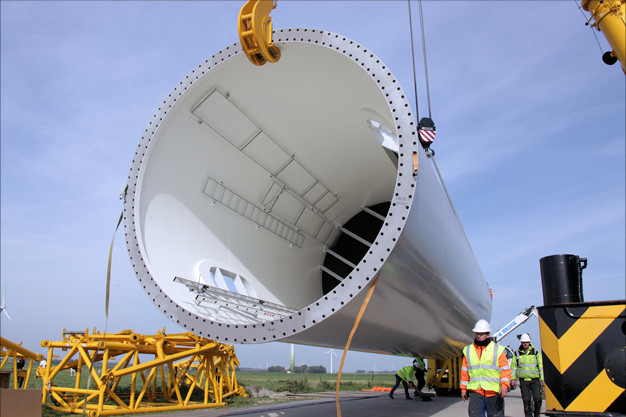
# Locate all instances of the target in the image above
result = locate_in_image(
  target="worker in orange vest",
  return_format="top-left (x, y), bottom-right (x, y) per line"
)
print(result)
top-left (460, 319), bottom-right (512, 417)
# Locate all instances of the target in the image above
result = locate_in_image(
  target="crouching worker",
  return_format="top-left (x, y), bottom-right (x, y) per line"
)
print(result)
top-left (389, 360), bottom-right (421, 400)
top-left (461, 319), bottom-right (511, 417)
top-left (413, 356), bottom-right (430, 400)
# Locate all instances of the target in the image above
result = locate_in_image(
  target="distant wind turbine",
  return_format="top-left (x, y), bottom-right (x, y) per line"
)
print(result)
top-left (325, 348), bottom-right (338, 374)
top-left (1, 286), bottom-right (11, 321)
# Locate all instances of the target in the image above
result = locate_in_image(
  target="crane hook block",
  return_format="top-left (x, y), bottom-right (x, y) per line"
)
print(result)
top-left (238, 0), bottom-right (281, 66)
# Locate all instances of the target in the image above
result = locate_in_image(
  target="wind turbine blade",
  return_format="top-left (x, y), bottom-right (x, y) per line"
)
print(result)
top-left (2, 309), bottom-right (11, 321)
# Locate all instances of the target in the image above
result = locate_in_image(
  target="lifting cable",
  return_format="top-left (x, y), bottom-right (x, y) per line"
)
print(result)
top-left (409, 1), bottom-right (461, 222)
top-left (407, 0), bottom-right (421, 121)
top-left (418, 0), bottom-right (432, 119)
top-left (407, 0), bottom-right (433, 120)
top-left (575, 0), bottom-right (607, 55)
top-left (409, 0), bottom-right (435, 171)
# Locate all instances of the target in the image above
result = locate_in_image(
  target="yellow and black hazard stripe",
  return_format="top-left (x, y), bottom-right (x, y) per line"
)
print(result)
top-left (538, 301), bottom-right (626, 415)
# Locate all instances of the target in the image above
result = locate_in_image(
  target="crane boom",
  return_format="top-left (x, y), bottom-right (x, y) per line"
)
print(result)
top-left (493, 306), bottom-right (538, 343)
top-left (581, 0), bottom-right (626, 73)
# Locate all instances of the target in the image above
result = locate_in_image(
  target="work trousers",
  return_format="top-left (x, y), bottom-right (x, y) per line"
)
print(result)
top-left (467, 391), bottom-right (504, 417)
top-left (390, 375), bottom-right (411, 399)
top-left (519, 379), bottom-right (542, 417)
top-left (415, 371), bottom-right (425, 390)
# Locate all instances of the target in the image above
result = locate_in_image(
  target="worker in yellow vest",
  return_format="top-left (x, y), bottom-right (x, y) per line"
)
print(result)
top-left (460, 319), bottom-right (511, 417)
top-left (388, 359), bottom-right (421, 400)
top-left (512, 333), bottom-right (544, 417)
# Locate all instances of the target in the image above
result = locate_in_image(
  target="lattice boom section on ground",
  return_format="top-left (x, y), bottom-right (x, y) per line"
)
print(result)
top-left (38, 328), bottom-right (247, 416)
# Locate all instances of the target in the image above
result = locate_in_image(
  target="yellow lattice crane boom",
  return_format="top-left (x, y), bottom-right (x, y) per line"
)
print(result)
top-left (582, 0), bottom-right (626, 73)
top-left (0, 336), bottom-right (43, 389)
top-left (38, 329), bottom-right (247, 416)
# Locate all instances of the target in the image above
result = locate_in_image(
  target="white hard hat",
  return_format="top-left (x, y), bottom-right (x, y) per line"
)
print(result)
top-left (472, 319), bottom-right (491, 333)
top-left (520, 333), bottom-right (531, 342)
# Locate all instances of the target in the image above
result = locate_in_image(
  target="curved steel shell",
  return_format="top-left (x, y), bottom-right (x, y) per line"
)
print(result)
top-left (124, 29), bottom-right (492, 359)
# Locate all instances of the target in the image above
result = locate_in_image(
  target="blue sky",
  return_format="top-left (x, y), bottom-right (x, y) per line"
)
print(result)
top-left (1, 1), bottom-right (624, 373)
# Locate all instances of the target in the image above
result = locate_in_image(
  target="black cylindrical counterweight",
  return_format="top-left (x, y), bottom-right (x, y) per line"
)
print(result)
top-left (540, 254), bottom-right (587, 306)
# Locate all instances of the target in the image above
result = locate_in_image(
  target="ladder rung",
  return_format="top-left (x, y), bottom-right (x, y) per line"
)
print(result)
top-left (338, 226), bottom-right (372, 247)
top-left (325, 248), bottom-right (357, 269)
top-left (320, 266), bottom-right (345, 282)
top-left (362, 207), bottom-right (386, 222)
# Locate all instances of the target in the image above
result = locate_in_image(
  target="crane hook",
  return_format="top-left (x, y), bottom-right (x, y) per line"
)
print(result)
top-left (238, 0), bottom-right (281, 66)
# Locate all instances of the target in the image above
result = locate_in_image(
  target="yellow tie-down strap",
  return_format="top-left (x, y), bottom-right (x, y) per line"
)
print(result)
top-left (238, 0), bottom-right (281, 66)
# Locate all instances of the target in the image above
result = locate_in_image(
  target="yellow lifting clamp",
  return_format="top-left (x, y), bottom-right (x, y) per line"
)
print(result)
top-left (238, 0), bottom-right (281, 66)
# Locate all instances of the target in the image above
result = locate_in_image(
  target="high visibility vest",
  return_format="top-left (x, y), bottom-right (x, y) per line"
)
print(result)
top-left (463, 342), bottom-right (505, 392)
top-left (397, 365), bottom-right (416, 382)
top-left (515, 346), bottom-right (543, 381)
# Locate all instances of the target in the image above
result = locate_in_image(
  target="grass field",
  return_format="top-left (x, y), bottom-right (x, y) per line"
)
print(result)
top-left (2, 362), bottom-right (395, 416)
top-left (239, 371), bottom-right (394, 388)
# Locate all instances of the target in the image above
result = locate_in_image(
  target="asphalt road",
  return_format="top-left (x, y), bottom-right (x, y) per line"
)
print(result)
top-left (150, 388), bottom-right (531, 417)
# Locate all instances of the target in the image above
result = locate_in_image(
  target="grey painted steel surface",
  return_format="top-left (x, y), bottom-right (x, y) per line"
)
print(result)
top-left (123, 28), bottom-right (491, 359)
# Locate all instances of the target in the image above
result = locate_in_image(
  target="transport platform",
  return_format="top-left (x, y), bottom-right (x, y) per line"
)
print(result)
top-left (152, 388), bottom-right (528, 417)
